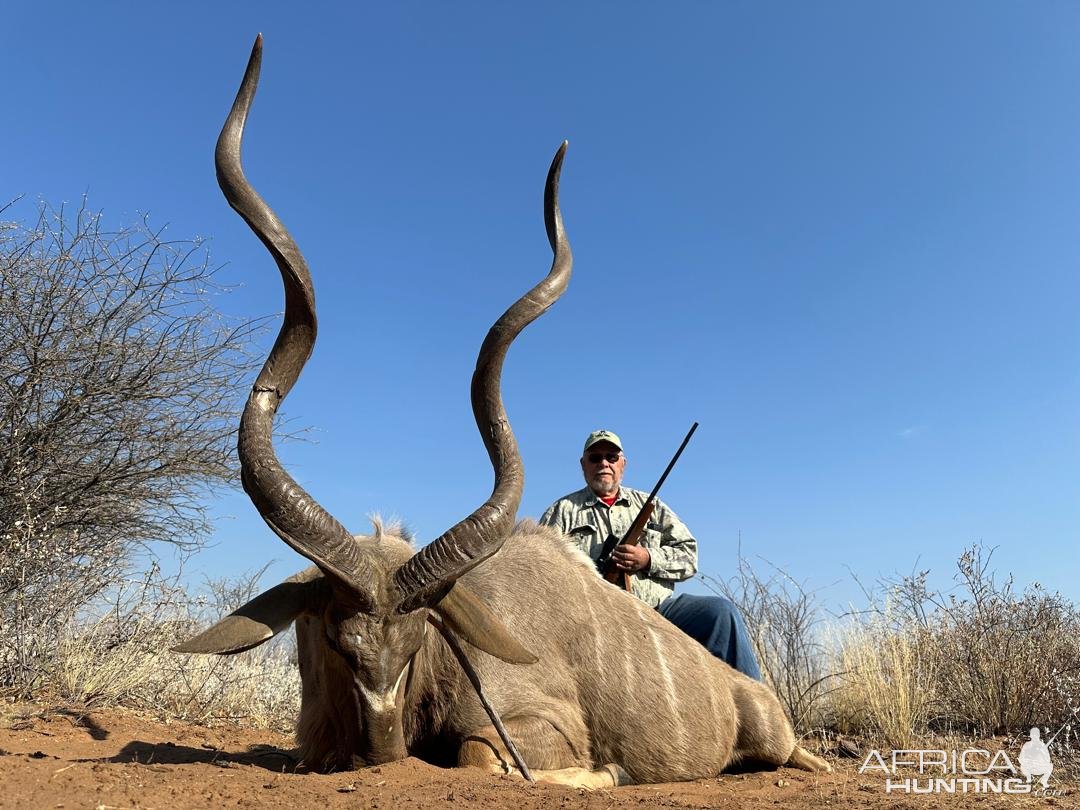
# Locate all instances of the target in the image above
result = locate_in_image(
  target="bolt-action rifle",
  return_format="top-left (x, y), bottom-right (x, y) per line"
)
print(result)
top-left (597, 422), bottom-right (698, 593)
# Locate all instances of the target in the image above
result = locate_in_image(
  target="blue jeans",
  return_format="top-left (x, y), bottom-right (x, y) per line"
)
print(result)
top-left (657, 593), bottom-right (762, 680)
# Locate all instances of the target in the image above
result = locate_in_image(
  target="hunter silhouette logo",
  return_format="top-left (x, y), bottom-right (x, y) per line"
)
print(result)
top-left (1019, 727), bottom-right (1053, 789)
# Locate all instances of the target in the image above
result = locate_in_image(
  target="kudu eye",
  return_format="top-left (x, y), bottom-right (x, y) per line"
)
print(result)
top-left (322, 624), bottom-right (351, 657)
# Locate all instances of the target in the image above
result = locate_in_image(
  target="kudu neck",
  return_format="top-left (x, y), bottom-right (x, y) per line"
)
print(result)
top-left (399, 620), bottom-right (470, 749)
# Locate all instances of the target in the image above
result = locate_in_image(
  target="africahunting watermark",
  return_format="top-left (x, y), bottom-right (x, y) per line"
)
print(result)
top-left (859, 726), bottom-right (1065, 795)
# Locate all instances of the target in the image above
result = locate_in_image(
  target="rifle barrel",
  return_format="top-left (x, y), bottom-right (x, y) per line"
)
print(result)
top-left (644, 422), bottom-right (698, 502)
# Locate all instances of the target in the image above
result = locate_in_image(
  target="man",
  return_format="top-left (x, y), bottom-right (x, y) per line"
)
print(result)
top-left (539, 429), bottom-right (762, 680)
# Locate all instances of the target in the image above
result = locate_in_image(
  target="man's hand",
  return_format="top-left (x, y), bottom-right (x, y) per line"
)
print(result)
top-left (611, 543), bottom-right (650, 573)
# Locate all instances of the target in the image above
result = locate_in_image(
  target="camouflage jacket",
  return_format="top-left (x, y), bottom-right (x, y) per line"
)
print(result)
top-left (538, 486), bottom-right (698, 608)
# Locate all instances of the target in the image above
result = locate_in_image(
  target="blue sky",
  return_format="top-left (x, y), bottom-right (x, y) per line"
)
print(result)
top-left (5, 3), bottom-right (1079, 611)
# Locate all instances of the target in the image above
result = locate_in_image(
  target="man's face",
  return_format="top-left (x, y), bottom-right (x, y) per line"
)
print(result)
top-left (580, 441), bottom-right (626, 497)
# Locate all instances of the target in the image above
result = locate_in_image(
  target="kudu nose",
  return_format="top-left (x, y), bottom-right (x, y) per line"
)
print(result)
top-left (363, 714), bottom-right (407, 764)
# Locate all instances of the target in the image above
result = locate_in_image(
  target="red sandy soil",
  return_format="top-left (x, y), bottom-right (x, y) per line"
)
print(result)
top-left (0, 703), bottom-right (1067, 809)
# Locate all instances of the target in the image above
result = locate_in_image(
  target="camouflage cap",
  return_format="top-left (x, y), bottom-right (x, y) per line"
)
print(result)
top-left (583, 429), bottom-right (623, 453)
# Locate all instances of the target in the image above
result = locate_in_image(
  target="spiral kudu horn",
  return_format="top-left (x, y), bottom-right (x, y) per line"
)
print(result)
top-left (392, 142), bottom-right (572, 613)
top-left (217, 35), bottom-right (374, 603)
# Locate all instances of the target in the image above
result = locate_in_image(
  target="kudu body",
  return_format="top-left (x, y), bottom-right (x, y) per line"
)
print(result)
top-left (177, 36), bottom-right (830, 788)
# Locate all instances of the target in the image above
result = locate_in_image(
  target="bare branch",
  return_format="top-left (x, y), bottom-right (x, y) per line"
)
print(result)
top-left (0, 199), bottom-right (264, 692)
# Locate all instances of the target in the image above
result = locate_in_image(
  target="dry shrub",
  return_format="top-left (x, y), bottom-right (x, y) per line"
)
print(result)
top-left (706, 543), bottom-right (1080, 756)
top-left (827, 544), bottom-right (1080, 756)
top-left (905, 546), bottom-right (1080, 738)
top-left (35, 564), bottom-right (300, 731)
top-left (0, 200), bottom-right (299, 729)
top-left (702, 554), bottom-right (835, 734)
top-left (0, 200), bottom-right (262, 695)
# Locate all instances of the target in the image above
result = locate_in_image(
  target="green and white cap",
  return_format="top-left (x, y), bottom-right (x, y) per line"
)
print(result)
top-left (583, 429), bottom-right (623, 452)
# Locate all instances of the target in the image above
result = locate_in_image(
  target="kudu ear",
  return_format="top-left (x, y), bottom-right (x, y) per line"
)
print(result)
top-left (430, 584), bottom-right (538, 665)
top-left (172, 579), bottom-right (324, 656)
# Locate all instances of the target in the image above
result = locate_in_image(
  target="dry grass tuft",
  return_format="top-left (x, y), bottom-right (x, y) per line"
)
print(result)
top-left (828, 611), bottom-right (939, 748)
top-left (4, 563), bottom-right (300, 731)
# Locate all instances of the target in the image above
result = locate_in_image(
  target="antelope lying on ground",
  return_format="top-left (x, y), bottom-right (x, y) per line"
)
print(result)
top-left (176, 35), bottom-right (831, 788)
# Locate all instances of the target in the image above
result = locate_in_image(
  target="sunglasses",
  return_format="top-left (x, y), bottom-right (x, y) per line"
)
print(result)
top-left (587, 451), bottom-right (622, 464)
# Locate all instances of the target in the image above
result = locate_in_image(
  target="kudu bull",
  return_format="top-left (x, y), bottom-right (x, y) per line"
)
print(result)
top-left (176, 36), bottom-right (831, 788)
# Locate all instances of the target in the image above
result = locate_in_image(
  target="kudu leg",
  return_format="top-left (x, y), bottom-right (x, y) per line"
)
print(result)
top-left (786, 745), bottom-right (832, 773)
top-left (729, 678), bottom-right (832, 774)
top-left (458, 717), bottom-right (631, 788)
